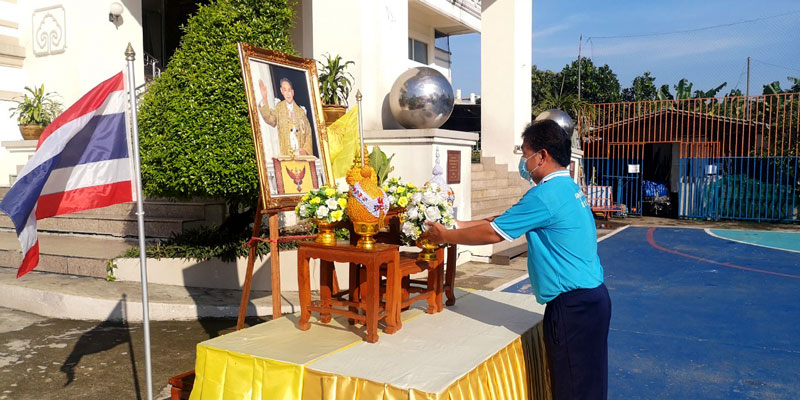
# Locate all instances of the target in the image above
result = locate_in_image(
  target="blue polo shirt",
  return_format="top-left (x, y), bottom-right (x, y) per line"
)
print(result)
top-left (490, 169), bottom-right (603, 304)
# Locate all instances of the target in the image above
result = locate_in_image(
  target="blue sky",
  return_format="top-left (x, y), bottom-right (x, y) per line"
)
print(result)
top-left (450, 1), bottom-right (800, 98)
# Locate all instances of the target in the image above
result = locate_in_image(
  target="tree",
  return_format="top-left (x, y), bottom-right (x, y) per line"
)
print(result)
top-left (657, 84), bottom-right (673, 100)
top-left (557, 58), bottom-right (621, 104)
top-left (137, 0), bottom-right (296, 207)
top-left (621, 72), bottom-right (658, 102)
top-left (786, 76), bottom-right (799, 93)
top-left (531, 65), bottom-right (559, 107)
top-left (693, 82), bottom-right (727, 98)
top-left (763, 81), bottom-right (783, 95)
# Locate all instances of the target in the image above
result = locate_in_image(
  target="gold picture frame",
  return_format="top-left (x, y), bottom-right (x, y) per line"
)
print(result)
top-left (237, 43), bottom-right (333, 210)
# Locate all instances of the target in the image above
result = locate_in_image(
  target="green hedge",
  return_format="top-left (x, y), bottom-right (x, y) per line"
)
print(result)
top-left (137, 0), bottom-right (295, 206)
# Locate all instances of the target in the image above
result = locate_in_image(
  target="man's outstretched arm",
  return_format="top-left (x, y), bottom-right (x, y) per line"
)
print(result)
top-left (422, 220), bottom-right (504, 246)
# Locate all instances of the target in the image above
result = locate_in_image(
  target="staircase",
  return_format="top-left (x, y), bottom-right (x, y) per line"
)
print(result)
top-left (471, 156), bottom-right (530, 264)
top-left (0, 185), bottom-right (225, 278)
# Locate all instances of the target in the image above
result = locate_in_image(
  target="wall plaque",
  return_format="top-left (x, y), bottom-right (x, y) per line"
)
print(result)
top-left (446, 150), bottom-right (460, 184)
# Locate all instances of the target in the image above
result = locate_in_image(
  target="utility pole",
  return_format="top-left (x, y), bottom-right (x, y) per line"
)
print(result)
top-left (745, 56), bottom-right (750, 117)
top-left (577, 34), bottom-right (582, 101)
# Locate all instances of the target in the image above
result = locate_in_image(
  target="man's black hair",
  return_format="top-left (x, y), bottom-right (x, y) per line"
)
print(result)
top-left (521, 119), bottom-right (571, 167)
top-left (279, 77), bottom-right (293, 88)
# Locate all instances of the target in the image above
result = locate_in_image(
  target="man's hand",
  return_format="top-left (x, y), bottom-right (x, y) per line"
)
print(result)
top-left (258, 79), bottom-right (268, 102)
top-left (421, 221), bottom-right (447, 245)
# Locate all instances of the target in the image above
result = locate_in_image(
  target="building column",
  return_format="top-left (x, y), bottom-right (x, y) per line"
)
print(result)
top-left (480, 0), bottom-right (532, 169)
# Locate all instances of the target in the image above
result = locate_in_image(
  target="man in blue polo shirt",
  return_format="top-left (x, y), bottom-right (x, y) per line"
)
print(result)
top-left (422, 119), bottom-right (611, 400)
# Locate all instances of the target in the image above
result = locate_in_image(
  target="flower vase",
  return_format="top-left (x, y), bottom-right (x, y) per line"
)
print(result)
top-left (415, 237), bottom-right (438, 261)
top-left (312, 219), bottom-right (337, 246)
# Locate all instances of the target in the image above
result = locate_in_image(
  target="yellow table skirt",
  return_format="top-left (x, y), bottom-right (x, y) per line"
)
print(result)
top-left (189, 291), bottom-right (551, 400)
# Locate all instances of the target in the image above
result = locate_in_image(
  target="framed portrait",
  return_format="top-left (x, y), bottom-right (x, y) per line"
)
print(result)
top-left (237, 43), bottom-right (333, 210)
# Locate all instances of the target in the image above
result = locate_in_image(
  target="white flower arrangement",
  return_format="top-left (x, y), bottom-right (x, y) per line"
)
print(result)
top-left (381, 177), bottom-right (418, 209)
top-left (399, 182), bottom-right (455, 244)
top-left (295, 185), bottom-right (348, 224)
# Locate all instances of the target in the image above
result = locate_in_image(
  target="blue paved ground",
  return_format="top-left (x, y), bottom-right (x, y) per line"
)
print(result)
top-left (709, 229), bottom-right (800, 253)
top-left (503, 226), bottom-right (800, 399)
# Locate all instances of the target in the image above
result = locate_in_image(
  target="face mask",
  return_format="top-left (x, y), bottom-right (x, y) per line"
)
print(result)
top-left (518, 152), bottom-right (540, 183)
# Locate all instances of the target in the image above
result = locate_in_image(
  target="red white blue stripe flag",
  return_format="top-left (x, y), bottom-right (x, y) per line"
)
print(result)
top-left (0, 72), bottom-right (133, 278)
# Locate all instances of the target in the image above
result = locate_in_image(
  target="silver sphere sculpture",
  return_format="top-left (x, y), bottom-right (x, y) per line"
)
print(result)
top-left (535, 109), bottom-right (575, 133)
top-left (389, 67), bottom-right (455, 129)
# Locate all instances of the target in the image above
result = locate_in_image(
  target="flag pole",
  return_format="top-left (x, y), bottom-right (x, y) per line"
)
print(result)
top-left (125, 43), bottom-right (154, 400)
top-left (356, 90), bottom-right (364, 166)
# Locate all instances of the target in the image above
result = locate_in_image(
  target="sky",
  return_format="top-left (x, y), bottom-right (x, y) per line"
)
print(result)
top-left (449, 0), bottom-right (800, 99)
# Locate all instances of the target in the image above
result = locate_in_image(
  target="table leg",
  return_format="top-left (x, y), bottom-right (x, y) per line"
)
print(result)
top-left (297, 253), bottom-right (312, 331)
top-left (384, 254), bottom-right (401, 334)
top-left (435, 252), bottom-right (445, 313)
top-left (445, 244), bottom-right (457, 306)
top-left (348, 262), bottom-right (359, 325)
top-left (425, 259), bottom-right (437, 314)
top-left (319, 260), bottom-right (333, 323)
top-left (365, 261), bottom-right (380, 343)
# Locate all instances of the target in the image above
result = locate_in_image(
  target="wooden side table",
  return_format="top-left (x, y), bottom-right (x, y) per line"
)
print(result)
top-left (297, 241), bottom-right (400, 343)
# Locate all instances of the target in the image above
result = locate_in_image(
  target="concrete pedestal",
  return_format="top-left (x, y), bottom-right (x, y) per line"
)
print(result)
top-left (365, 128), bottom-right (478, 221)
top-left (0, 139), bottom-right (37, 186)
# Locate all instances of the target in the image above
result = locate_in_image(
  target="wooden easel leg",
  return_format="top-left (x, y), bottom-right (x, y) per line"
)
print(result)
top-left (269, 212), bottom-right (282, 320)
top-left (237, 206), bottom-right (264, 331)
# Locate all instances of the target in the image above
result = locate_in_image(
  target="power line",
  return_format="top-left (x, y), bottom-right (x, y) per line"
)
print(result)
top-left (751, 59), bottom-right (800, 74)
top-left (585, 9), bottom-right (799, 41)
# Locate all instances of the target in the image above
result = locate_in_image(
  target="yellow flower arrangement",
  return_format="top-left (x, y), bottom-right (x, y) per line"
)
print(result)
top-left (383, 177), bottom-right (419, 209)
top-left (295, 185), bottom-right (349, 224)
top-left (397, 196), bottom-right (409, 208)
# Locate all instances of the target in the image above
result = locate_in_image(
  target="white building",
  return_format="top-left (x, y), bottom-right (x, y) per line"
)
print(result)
top-left (1, 0), bottom-right (532, 185)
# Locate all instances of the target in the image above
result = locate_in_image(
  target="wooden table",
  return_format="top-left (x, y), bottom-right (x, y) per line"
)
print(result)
top-left (297, 241), bottom-right (400, 343)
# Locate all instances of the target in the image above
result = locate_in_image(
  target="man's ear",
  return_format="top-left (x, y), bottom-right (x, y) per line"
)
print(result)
top-left (539, 148), bottom-right (549, 164)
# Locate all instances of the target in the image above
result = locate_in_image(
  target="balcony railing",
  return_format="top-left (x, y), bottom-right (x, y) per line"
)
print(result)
top-left (453, 0), bottom-right (481, 18)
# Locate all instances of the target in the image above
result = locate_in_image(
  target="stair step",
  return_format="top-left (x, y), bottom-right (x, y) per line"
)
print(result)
top-left (471, 195), bottom-right (524, 213)
top-left (471, 178), bottom-right (509, 190)
top-left (471, 163), bottom-right (483, 172)
top-left (73, 201), bottom-right (222, 220)
top-left (0, 188), bottom-right (223, 222)
top-left (472, 206), bottom-right (512, 221)
top-left (472, 186), bottom-right (523, 200)
top-left (0, 213), bottom-right (202, 238)
top-left (471, 169), bottom-right (497, 181)
top-left (0, 231), bottom-right (133, 278)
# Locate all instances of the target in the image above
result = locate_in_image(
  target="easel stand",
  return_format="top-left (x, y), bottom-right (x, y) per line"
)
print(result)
top-left (236, 197), bottom-right (315, 329)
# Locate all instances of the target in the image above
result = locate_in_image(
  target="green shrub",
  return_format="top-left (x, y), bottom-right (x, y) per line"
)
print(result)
top-left (137, 0), bottom-right (296, 206)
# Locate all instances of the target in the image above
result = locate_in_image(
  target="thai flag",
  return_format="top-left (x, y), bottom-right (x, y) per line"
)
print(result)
top-left (0, 72), bottom-right (134, 278)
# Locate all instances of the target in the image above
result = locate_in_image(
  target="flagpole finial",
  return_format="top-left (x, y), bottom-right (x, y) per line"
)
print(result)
top-left (125, 43), bottom-right (135, 61)
top-left (356, 90), bottom-right (362, 102)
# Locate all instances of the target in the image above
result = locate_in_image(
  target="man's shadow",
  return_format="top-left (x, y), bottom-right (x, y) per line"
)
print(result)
top-left (60, 294), bottom-right (142, 399)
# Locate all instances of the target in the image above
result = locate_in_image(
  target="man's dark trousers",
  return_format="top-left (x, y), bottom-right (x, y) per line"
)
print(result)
top-left (543, 283), bottom-right (611, 400)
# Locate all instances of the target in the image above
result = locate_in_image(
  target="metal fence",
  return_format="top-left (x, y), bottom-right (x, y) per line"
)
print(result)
top-left (580, 93), bottom-right (799, 222)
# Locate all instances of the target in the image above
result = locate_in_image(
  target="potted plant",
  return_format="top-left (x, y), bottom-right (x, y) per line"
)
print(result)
top-left (8, 85), bottom-right (63, 140)
top-left (317, 53), bottom-right (354, 126)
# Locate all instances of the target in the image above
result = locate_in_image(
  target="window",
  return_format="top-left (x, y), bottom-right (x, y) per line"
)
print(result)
top-left (408, 38), bottom-right (428, 64)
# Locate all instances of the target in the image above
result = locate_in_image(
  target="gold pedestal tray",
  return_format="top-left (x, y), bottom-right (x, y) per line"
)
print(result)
top-left (415, 237), bottom-right (438, 261)
top-left (312, 219), bottom-right (337, 246)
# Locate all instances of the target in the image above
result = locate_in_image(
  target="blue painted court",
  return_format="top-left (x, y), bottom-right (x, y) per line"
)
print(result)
top-left (503, 226), bottom-right (800, 399)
